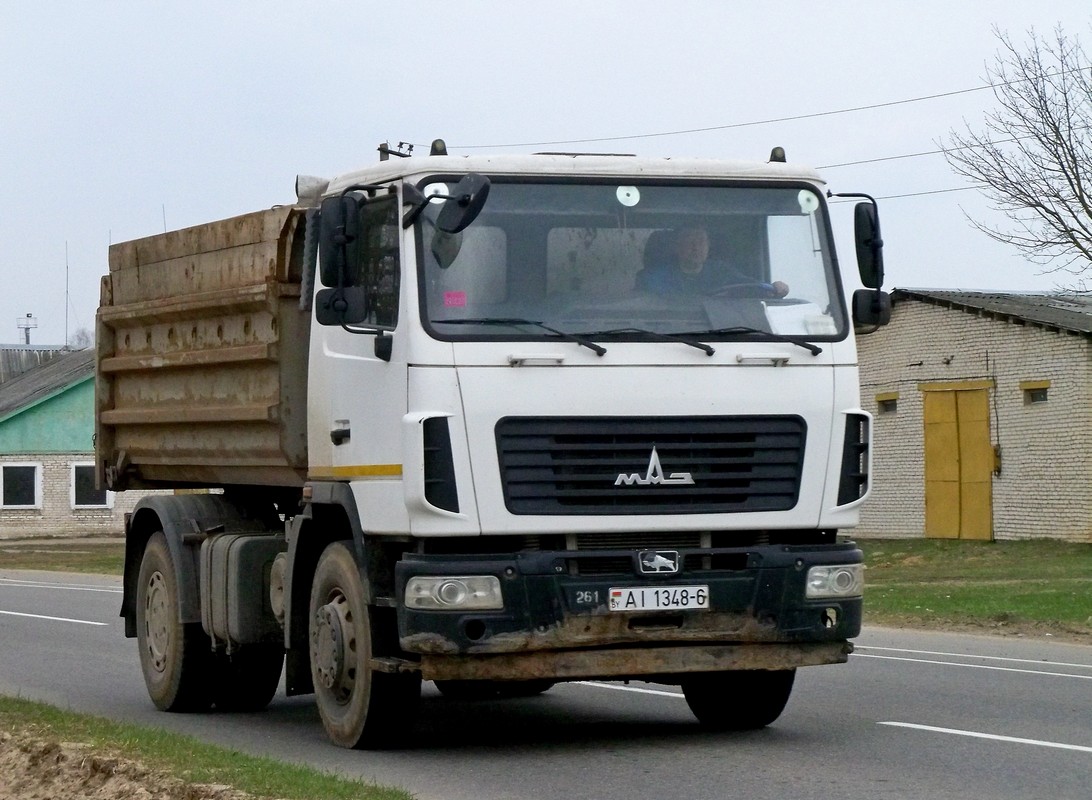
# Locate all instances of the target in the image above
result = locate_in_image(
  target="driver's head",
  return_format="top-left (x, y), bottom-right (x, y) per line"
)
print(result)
top-left (675, 227), bottom-right (709, 273)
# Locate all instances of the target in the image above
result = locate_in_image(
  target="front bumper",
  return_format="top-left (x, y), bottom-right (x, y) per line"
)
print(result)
top-left (394, 543), bottom-right (862, 677)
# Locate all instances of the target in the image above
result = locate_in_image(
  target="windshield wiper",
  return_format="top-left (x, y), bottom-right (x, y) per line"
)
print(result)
top-left (674, 326), bottom-right (823, 356)
top-left (431, 317), bottom-right (607, 356)
top-left (581, 327), bottom-right (715, 356)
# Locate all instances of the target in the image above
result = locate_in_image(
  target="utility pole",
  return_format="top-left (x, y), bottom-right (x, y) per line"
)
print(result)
top-left (65, 241), bottom-right (70, 348)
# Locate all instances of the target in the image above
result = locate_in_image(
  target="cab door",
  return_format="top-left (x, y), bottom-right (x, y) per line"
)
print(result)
top-left (307, 191), bottom-right (408, 501)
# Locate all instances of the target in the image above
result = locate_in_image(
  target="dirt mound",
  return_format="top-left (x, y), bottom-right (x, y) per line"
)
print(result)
top-left (0, 729), bottom-right (259, 800)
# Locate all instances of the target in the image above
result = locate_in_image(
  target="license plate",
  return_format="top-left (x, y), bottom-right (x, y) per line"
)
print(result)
top-left (609, 585), bottom-right (709, 612)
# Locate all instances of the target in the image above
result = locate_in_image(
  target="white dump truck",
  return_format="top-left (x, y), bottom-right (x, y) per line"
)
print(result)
top-left (96, 141), bottom-right (890, 748)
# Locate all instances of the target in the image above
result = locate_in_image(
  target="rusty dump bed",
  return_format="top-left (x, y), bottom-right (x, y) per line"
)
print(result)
top-left (96, 208), bottom-right (311, 491)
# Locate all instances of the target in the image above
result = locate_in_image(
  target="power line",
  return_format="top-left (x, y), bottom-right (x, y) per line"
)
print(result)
top-left (819, 148), bottom-right (946, 170)
top-left (440, 83), bottom-right (995, 151)
top-left (433, 66), bottom-right (1084, 164)
top-left (418, 69), bottom-right (1086, 205)
top-left (847, 186), bottom-right (978, 202)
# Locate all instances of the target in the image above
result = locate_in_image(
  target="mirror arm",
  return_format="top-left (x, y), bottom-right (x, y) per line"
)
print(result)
top-left (830, 191), bottom-right (876, 203)
top-left (339, 182), bottom-right (385, 197)
top-left (831, 190), bottom-right (885, 290)
top-left (402, 199), bottom-right (432, 229)
top-left (401, 190), bottom-right (464, 229)
top-left (402, 182), bottom-right (429, 229)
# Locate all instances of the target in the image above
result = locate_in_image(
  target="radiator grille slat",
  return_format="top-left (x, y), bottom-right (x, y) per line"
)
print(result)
top-left (496, 416), bottom-right (806, 515)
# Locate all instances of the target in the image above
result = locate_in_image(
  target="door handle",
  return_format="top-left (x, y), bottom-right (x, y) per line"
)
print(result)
top-left (331, 420), bottom-right (351, 445)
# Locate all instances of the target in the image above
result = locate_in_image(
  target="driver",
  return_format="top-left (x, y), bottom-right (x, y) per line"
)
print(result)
top-left (637, 227), bottom-right (789, 297)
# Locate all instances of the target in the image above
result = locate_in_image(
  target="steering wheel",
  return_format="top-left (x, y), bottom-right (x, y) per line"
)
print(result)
top-left (710, 281), bottom-right (786, 299)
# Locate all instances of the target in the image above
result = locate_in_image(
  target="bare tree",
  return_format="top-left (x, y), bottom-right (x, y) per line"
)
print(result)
top-left (68, 327), bottom-right (94, 350)
top-left (943, 26), bottom-right (1092, 284)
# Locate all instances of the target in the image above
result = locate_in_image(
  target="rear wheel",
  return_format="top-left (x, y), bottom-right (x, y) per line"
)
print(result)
top-left (136, 532), bottom-right (213, 712)
top-left (211, 643), bottom-right (284, 712)
top-left (309, 542), bottom-right (421, 748)
top-left (681, 669), bottom-right (796, 730)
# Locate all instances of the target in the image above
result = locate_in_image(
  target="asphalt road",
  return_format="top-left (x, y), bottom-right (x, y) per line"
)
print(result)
top-left (1, 569), bottom-right (1089, 800)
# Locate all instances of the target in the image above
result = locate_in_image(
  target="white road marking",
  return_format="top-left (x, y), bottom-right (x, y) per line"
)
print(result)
top-left (880, 722), bottom-right (1092, 754)
top-left (0, 609), bottom-right (109, 626)
top-left (576, 681), bottom-right (684, 698)
top-left (855, 653), bottom-right (1092, 680)
top-left (857, 645), bottom-right (1092, 671)
top-left (0, 577), bottom-right (121, 594)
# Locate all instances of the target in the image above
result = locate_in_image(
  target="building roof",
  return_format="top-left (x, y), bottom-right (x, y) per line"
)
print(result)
top-left (0, 348), bottom-right (95, 421)
top-left (0, 346), bottom-right (68, 385)
top-left (893, 290), bottom-right (1092, 337)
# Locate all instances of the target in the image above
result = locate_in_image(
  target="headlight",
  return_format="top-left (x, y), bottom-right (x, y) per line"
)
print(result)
top-left (805, 564), bottom-right (863, 599)
top-left (405, 576), bottom-right (504, 610)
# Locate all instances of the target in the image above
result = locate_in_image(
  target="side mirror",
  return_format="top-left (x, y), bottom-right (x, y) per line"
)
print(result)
top-left (318, 194), bottom-right (362, 287)
top-left (430, 230), bottom-right (463, 269)
top-left (435, 173), bottom-right (491, 233)
top-left (854, 201), bottom-right (884, 289)
top-left (315, 286), bottom-right (370, 326)
top-left (852, 288), bottom-right (892, 328)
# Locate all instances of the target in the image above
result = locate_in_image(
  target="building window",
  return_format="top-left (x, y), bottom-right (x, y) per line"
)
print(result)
top-left (72, 463), bottom-right (112, 509)
top-left (875, 392), bottom-right (899, 415)
top-left (1020, 380), bottom-right (1050, 405)
top-left (1, 463), bottom-right (42, 508)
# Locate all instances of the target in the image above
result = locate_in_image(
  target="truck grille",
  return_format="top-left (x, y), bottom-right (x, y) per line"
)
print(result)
top-left (496, 416), bottom-right (806, 515)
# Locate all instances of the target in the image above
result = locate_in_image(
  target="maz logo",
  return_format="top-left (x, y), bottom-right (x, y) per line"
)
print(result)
top-left (615, 446), bottom-right (695, 486)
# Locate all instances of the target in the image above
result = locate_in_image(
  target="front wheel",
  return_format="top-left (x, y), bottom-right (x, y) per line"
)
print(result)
top-left (681, 669), bottom-right (796, 730)
top-left (135, 532), bottom-right (213, 712)
top-left (309, 542), bottom-right (421, 748)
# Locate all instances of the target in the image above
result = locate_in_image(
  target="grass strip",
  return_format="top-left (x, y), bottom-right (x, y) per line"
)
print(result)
top-left (0, 695), bottom-right (413, 800)
top-left (0, 540), bottom-right (125, 575)
top-left (859, 538), bottom-right (1092, 638)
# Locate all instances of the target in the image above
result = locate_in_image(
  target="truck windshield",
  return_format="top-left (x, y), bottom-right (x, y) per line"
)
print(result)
top-left (418, 179), bottom-right (846, 342)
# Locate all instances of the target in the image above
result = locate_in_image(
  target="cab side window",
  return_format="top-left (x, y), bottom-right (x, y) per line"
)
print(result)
top-left (354, 195), bottom-right (400, 328)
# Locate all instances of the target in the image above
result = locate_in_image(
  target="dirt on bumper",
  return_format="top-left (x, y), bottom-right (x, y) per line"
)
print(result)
top-left (417, 640), bottom-right (853, 681)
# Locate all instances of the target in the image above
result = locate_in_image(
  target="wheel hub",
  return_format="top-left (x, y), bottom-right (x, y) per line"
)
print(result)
top-left (144, 570), bottom-right (170, 673)
top-left (311, 594), bottom-right (355, 701)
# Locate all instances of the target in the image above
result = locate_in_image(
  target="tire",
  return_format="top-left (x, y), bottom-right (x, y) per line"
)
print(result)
top-left (211, 643), bottom-right (284, 712)
top-left (135, 532), bottom-right (213, 712)
top-left (309, 542), bottom-right (421, 748)
top-left (681, 669), bottom-right (796, 730)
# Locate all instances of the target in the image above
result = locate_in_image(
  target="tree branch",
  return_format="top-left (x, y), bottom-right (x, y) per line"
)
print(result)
top-left (942, 25), bottom-right (1092, 285)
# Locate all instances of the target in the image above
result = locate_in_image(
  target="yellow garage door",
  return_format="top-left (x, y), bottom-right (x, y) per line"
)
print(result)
top-left (922, 383), bottom-right (994, 541)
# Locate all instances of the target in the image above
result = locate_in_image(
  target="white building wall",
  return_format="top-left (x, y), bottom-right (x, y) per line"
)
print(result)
top-left (0, 452), bottom-right (154, 539)
top-left (857, 299), bottom-right (1091, 543)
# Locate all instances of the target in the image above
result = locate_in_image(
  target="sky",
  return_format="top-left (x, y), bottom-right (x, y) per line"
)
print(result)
top-left (2, 1), bottom-right (1090, 347)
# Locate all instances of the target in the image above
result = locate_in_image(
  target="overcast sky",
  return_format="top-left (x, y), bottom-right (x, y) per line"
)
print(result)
top-left (2, 1), bottom-right (1090, 346)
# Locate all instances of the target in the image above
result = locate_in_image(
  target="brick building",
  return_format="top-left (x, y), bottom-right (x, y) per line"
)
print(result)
top-left (0, 348), bottom-right (143, 538)
top-left (856, 290), bottom-right (1092, 543)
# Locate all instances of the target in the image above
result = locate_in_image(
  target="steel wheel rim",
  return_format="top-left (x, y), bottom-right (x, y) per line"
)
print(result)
top-left (143, 570), bottom-right (170, 674)
top-left (311, 591), bottom-right (357, 704)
